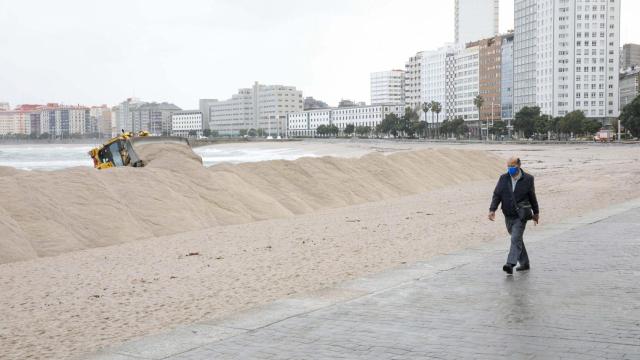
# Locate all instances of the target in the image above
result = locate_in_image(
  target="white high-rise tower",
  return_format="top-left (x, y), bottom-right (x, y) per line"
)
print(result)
top-left (514, 0), bottom-right (621, 121)
top-left (455, 0), bottom-right (499, 45)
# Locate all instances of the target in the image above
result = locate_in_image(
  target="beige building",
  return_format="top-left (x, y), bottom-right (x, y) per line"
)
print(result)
top-left (210, 82), bottom-right (303, 136)
top-left (0, 110), bottom-right (31, 135)
top-left (478, 35), bottom-right (503, 124)
top-left (0, 104), bottom-right (100, 137)
top-left (622, 44), bottom-right (640, 70)
top-left (90, 105), bottom-right (113, 137)
top-left (370, 70), bottom-right (405, 105)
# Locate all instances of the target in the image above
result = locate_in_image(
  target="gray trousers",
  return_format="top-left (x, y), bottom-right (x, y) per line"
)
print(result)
top-left (505, 216), bottom-right (529, 266)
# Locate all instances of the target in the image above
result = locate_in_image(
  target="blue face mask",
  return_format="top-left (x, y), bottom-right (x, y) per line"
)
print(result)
top-left (508, 166), bottom-right (519, 176)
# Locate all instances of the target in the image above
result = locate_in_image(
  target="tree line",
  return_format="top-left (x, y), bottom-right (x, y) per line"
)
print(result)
top-left (314, 103), bottom-right (469, 139)
top-left (310, 92), bottom-right (640, 140)
top-left (477, 93), bottom-right (640, 140)
top-left (508, 107), bottom-right (600, 139)
top-left (620, 94), bottom-right (640, 138)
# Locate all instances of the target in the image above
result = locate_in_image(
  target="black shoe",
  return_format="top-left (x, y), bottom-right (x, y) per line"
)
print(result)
top-left (516, 264), bottom-right (530, 272)
top-left (502, 264), bottom-right (514, 275)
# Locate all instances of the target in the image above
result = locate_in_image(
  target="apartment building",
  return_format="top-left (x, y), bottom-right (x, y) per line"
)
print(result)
top-left (454, 43), bottom-right (480, 125)
top-left (478, 36), bottom-right (503, 123)
top-left (210, 82), bottom-right (303, 136)
top-left (0, 104), bottom-right (108, 137)
top-left (256, 83), bottom-right (304, 134)
top-left (0, 110), bottom-right (31, 135)
top-left (287, 104), bottom-right (404, 137)
top-left (113, 98), bottom-right (143, 133)
top-left (38, 105), bottom-right (92, 136)
top-left (90, 105), bottom-right (113, 137)
top-left (171, 110), bottom-right (203, 137)
top-left (513, 0), bottom-right (537, 113)
top-left (131, 102), bottom-right (182, 136)
top-left (370, 70), bottom-right (405, 105)
top-left (113, 99), bottom-right (181, 135)
top-left (404, 52), bottom-right (424, 113)
top-left (619, 67), bottom-right (640, 111)
top-left (332, 104), bottom-right (404, 131)
top-left (514, 0), bottom-right (621, 121)
top-left (198, 99), bottom-right (218, 130)
top-left (209, 89), bottom-right (254, 136)
top-left (501, 32), bottom-right (515, 121)
top-left (621, 43), bottom-right (640, 70)
top-left (445, 50), bottom-right (458, 120)
top-left (287, 109), bottom-right (332, 137)
top-left (422, 45), bottom-right (457, 122)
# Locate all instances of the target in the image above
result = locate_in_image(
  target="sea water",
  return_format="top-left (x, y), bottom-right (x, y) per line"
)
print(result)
top-left (197, 147), bottom-right (318, 167)
top-left (0, 144), bottom-right (95, 171)
top-left (0, 144), bottom-right (318, 171)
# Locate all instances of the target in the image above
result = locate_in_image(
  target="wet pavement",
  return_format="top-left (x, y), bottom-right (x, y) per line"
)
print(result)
top-left (86, 200), bottom-right (640, 360)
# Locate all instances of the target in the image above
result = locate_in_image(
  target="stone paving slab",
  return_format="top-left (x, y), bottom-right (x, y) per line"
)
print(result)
top-left (89, 325), bottom-right (245, 360)
top-left (85, 198), bottom-right (640, 360)
top-left (199, 293), bottom-right (366, 332)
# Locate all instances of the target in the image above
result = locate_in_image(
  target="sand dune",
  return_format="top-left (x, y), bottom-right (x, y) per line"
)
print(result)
top-left (0, 144), bottom-right (502, 264)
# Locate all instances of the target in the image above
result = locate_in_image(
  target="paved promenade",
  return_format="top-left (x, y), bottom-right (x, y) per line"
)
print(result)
top-left (87, 200), bottom-right (640, 360)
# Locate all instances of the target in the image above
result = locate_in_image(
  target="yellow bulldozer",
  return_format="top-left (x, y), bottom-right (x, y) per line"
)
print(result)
top-left (88, 131), bottom-right (190, 170)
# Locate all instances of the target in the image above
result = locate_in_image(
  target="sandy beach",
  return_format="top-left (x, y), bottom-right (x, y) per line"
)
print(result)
top-left (0, 140), bottom-right (639, 359)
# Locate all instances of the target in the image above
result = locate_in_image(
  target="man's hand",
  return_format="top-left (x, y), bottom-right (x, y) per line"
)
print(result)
top-left (533, 213), bottom-right (540, 225)
top-left (488, 211), bottom-right (496, 221)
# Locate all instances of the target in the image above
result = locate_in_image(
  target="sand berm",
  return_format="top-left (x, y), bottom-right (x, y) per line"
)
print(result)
top-left (0, 144), bottom-right (503, 264)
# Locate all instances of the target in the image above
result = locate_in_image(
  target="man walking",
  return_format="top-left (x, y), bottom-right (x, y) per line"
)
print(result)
top-left (488, 156), bottom-right (539, 275)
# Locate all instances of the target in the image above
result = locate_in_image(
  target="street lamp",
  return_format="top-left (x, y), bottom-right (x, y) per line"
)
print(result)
top-left (487, 102), bottom-right (500, 141)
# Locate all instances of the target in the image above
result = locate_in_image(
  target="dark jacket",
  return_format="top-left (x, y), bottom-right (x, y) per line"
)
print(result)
top-left (490, 169), bottom-right (539, 218)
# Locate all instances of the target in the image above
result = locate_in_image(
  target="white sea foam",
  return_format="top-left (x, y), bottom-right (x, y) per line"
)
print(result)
top-left (0, 144), bottom-right (321, 170)
top-left (196, 146), bottom-right (319, 167)
top-left (0, 145), bottom-right (95, 170)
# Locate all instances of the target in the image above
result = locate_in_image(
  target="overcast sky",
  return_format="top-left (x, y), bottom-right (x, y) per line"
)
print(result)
top-left (0, 0), bottom-right (638, 109)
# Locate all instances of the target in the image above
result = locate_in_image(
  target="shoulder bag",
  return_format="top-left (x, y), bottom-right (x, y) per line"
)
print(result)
top-left (509, 179), bottom-right (533, 221)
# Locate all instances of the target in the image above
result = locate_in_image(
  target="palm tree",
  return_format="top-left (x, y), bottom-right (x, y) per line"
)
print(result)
top-left (473, 95), bottom-right (484, 140)
top-left (428, 101), bottom-right (436, 138)
top-left (431, 101), bottom-right (442, 139)
top-left (422, 102), bottom-right (431, 139)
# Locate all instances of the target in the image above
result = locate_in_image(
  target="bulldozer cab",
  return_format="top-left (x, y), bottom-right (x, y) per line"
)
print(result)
top-left (89, 131), bottom-right (189, 170)
top-left (98, 140), bottom-right (140, 166)
top-left (89, 132), bottom-right (145, 169)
